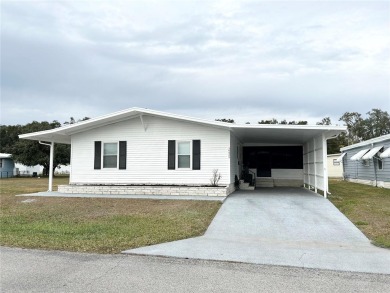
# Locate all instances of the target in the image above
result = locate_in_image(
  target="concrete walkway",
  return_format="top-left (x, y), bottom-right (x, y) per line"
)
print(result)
top-left (16, 191), bottom-right (225, 202)
top-left (124, 188), bottom-right (390, 274)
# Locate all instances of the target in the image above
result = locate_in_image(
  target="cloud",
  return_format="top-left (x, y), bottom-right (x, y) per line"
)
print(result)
top-left (1, 0), bottom-right (389, 126)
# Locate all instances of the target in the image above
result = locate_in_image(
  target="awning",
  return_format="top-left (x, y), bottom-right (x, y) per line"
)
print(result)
top-left (350, 148), bottom-right (370, 161)
top-left (380, 147), bottom-right (390, 159)
top-left (336, 153), bottom-right (346, 162)
top-left (362, 146), bottom-right (383, 160)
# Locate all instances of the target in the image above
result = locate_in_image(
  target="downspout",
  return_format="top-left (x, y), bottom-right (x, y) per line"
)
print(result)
top-left (39, 141), bottom-right (55, 192)
top-left (372, 144), bottom-right (378, 187)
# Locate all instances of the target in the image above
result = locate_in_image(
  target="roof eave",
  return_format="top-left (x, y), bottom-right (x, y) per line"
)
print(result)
top-left (341, 134), bottom-right (390, 151)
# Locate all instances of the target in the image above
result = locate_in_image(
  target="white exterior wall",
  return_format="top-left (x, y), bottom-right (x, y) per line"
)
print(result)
top-left (327, 154), bottom-right (343, 178)
top-left (70, 116), bottom-right (231, 186)
top-left (303, 134), bottom-right (327, 194)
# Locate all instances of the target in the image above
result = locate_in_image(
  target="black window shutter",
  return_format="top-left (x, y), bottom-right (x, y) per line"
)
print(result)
top-left (94, 141), bottom-right (101, 170)
top-left (168, 140), bottom-right (175, 170)
top-left (119, 141), bottom-right (127, 170)
top-left (193, 140), bottom-right (201, 170)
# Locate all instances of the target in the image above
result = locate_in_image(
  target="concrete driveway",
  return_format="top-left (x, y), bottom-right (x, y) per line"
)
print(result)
top-left (124, 188), bottom-right (390, 274)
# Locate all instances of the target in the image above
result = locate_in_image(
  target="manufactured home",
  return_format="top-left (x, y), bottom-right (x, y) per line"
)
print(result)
top-left (19, 108), bottom-right (346, 197)
top-left (0, 153), bottom-right (14, 178)
top-left (339, 134), bottom-right (390, 188)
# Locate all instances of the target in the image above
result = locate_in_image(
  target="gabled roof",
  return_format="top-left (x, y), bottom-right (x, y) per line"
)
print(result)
top-left (341, 134), bottom-right (390, 152)
top-left (19, 107), bottom-right (346, 144)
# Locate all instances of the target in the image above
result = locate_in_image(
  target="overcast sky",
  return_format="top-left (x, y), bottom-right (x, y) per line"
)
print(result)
top-left (1, 0), bottom-right (389, 126)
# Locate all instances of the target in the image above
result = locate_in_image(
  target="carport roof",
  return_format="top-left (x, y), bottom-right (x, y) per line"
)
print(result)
top-left (19, 107), bottom-right (346, 144)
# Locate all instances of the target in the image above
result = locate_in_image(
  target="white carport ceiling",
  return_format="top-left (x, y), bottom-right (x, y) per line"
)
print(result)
top-left (231, 127), bottom-right (342, 144)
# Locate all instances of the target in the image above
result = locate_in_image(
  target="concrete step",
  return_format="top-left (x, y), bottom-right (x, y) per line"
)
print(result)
top-left (239, 181), bottom-right (255, 190)
top-left (240, 182), bottom-right (249, 188)
top-left (240, 186), bottom-right (255, 191)
top-left (256, 178), bottom-right (274, 188)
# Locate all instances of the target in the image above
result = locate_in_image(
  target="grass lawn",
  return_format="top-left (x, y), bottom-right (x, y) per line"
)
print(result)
top-left (0, 177), bottom-right (221, 253)
top-left (328, 179), bottom-right (390, 248)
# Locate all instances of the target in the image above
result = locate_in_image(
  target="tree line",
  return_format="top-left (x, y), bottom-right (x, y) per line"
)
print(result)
top-left (0, 117), bottom-right (88, 175)
top-left (216, 108), bottom-right (390, 153)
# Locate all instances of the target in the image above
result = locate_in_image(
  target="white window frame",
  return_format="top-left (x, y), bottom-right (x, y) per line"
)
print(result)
top-left (176, 140), bottom-right (192, 170)
top-left (102, 142), bottom-right (119, 169)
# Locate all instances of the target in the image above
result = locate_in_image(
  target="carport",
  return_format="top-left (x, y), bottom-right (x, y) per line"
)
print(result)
top-left (230, 125), bottom-right (345, 197)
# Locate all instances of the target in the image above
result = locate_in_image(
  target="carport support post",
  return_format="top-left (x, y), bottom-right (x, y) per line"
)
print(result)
top-left (313, 138), bottom-right (317, 193)
top-left (322, 133), bottom-right (328, 198)
top-left (48, 142), bottom-right (54, 192)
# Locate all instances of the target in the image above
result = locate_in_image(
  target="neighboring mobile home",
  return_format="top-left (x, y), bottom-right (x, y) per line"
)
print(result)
top-left (19, 108), bottom-right (345, 197)
top-left (0, 153), bottom-right (14, 178)
top-left (339, 134), bottom-right (390, 188)
top-left (327, 154), bottom-right (343, 178)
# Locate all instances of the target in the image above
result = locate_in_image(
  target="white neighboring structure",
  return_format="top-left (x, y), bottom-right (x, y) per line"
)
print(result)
top-left (327, 154), bottom-right (343, 178)
top-left (14, 164), bottom-right (70, 176)
top-left (19, 107), bottom-right (346, 197)
top-left (54, 164), bottom-right (71, 175)
top-left (15, 164), bottom-right (43, 176)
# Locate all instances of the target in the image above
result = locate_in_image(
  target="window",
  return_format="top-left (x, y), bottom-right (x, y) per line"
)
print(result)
top-left (0, 159), bottom-right (2, 168)
top-left (177, 141), bottom-right (191, 168)
top-left (378, 159), bottom-right (383, 170)
top-left (103, 143), bottom-right (118, 168)
top-left (333, 159), bottom-right (340, 166)
top-left (363, 160), bottom-right (370, 167)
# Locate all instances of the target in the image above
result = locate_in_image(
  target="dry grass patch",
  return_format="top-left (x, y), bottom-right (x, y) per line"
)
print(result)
top-left (328, 180), bottom-right (390, 248)
top-left (0, 177), bottom-right (221, 253)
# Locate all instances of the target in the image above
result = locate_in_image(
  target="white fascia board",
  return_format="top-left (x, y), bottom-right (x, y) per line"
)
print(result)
top-left (350, 149), bottom-right (370, 161)
top-left (18, 108), bottom-right (231, 142)
top-left (18, 107), bottom-right (347, 143)
top-left (336, 153), bottom-right (346, 162)
top-left (362, 146), bottom-right (383, 160)
top-left (341, 134), bottom-right (390, 151)
top-left (230, 124), bottom-right (346, 131)
top-left (380, 147), bottom-right (390, 159)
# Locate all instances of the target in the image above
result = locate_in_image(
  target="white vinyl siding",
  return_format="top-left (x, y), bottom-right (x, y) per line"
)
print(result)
top-left (70, 116), bottom-right (231, 185)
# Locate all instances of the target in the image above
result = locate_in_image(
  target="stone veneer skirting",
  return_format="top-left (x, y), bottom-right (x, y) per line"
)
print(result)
top-left (58, 183), bottom-right (236, 197)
